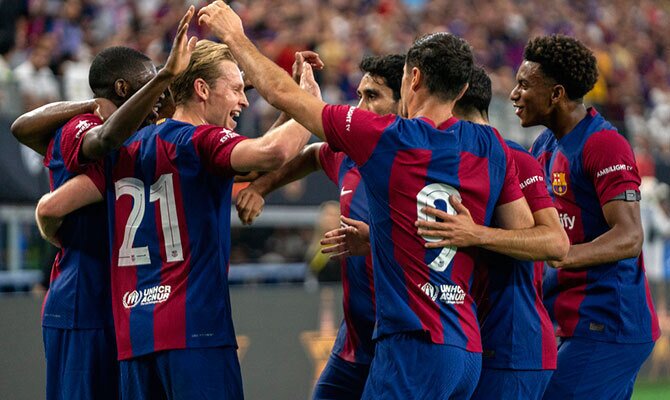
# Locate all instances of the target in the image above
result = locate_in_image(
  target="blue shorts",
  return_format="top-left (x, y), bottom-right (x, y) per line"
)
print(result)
top-left (120, 346), bottom-right (243, 400)
top-left (361, 333), bottom-right (481, 400)
top-left (43, 326), bottom-right (119, 400)
top-left (471, 368), bottom-right (553, 400)
top-left (543, 337), bottom-right (655, 400)
top-left (313, 353), bottom-right (370, 400)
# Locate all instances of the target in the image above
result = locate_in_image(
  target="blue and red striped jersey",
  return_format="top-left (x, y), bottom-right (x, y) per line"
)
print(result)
top-left (473, 140), bottom-right (557, 370)
top-left (87, 118), bottom-right (247, 360)
top-left (319, 143), bottom-right (375, 364)
top-left (42, 113), bottom-right (112, 329)
top-left (531, 107), bottom-right (660, 343)
top-left (322, 105), bottom-right (524, 351)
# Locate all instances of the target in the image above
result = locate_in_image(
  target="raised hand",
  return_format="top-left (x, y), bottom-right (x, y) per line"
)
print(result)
top-left (236, 184), bottom-right (265, 225)
top-left (292, 51), bottom-right (324, 83)
top-left (299, 62), bottom-right (322, 100)
top-left (198, 1), bottom-right (244, 43)
top-left (320, 216), bottom-right (371, 260)
top-left (162, 6), bottom-right (198, 77)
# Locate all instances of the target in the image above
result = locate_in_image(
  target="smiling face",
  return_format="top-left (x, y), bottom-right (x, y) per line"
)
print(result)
top-left (204, 60), bottom-right (249, 129)
top-left (509, 60), bottom-right (556, 128)
top-left (356, 73), bottom-right (398, 115)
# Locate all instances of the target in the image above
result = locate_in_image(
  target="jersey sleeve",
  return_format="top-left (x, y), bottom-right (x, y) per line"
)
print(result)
top-left (494, 131), bottom-right (525, 206)
top-left (318, 143), bottom-right (345, 185)
top-left (58, 113), bottom-right (103, 173)
top-left (582, 130), bottom-right (641, 206)
top-left (321, 104), bottom-right (396, 165)
top-left (510, 147), bottom-right (554, 213)
top-left (191, 125), bottom-right (248, 178)
top-left (83, 160), bottom-right (107, 196)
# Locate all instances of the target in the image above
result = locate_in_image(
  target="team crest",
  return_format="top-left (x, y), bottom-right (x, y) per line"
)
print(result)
top-left (552, 172), bottom-right (568, 196)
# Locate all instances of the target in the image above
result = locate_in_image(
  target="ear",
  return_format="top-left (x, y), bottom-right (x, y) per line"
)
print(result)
top-left (410, 67), bottom-right (422, 92)
top-left (114, 79), bottom-right (129, 98)
top-left (194, 78), bottom-right (209, 101)
top-left (454, 82), bottom-right (469, 102)
top-left (551, 84), bottom-right (566, 105)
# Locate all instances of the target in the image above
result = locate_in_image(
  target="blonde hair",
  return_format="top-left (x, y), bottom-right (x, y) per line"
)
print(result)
top-left (171, 40), bottom-right (238, 105)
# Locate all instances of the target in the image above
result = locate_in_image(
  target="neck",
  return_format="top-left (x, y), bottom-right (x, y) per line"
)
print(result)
top-left (453, 108), bottom-right (488, 125)
top-left (172, 103), bottom-right (209, 126)
top-left (407, 92), bottom-right (458, 126)
top-left (548, 102), bottom-right (588, 139)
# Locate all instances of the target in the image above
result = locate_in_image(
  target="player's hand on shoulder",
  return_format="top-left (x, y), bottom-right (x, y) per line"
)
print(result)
top-left (162, 5), bottom-right (198, 78)
top-left (93, 98), bottom-right (117, 121)
top-left (236, 184), bottom-right (265, 225)
top-left (197, 1), bottom-right (244, 43)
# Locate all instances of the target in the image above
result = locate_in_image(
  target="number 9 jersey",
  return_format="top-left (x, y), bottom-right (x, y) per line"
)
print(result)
top-left (86, 118), bottom-right (247, 360)
top-left (322, 105), bottom-right (524, 352)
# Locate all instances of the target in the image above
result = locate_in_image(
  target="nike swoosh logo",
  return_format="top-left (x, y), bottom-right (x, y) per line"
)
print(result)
top-left (340, 187), bottom-right (353, 196)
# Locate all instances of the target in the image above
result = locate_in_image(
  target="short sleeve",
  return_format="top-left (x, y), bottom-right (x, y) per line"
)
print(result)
top-left (510, 147), bottom-right (554, 213)
top-left (191, 125), bottom-right (248, 178)
top-left (321, 105), bottom-right (396, 165)
top-left (318, 143), bottom-right (345, 185)
top-left (59, 114), bottom-right (103, 173)
top-left (583, 130), bottom-right (641, 206)
top-left (83, 161), bottom-right (106, 196)
top-left (495, 133), bottom-right (524, 206)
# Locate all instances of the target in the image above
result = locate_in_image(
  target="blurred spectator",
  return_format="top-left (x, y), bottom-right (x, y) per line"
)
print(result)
top-left (305, 201), bottom-right (342, 283)
top-left (13, 34), bottom-right (61, 111)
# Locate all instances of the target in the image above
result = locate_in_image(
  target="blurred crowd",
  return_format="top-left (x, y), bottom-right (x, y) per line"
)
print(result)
top-left (0, 0), bottom-right (669, 281)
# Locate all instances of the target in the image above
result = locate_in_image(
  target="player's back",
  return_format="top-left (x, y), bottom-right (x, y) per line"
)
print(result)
top-left (99, 118), bottom-right (246, 359)
top-left (322, 105), bottom-right (523, 352)
top-left (42, 116), bottom-right (112, 330)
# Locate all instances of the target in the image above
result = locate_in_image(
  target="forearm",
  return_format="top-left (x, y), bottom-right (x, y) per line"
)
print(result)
top-left (81, 70), bottom-right (175, 161)
top-left (557, 226), bottom-right (642, 269)
top-left (11, 100), bottom-right (97, 155)
top-left (478, 224), bottom-right (567, 261)
top-left (252, 144), bottom-right (321, 195)
top-left (35, 195), bottom-right (63, 247)
top-left (226, 34), bottom-right (326, 140)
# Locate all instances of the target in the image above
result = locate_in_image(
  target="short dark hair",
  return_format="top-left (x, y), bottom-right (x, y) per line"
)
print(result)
top-left (523, 35), bottom-right (598, 100)
top-left (456, 66), bottom-right (491, 115)
top-left (406, 33), bottom-right (473, 101)
top-left (88, 46), bottom-right (152, 99)
top-left (359, 54), bottom-right (405, 101)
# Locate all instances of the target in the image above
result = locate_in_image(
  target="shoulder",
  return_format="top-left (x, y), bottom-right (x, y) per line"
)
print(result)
top-left (62, 113), bottom-right (102, 137)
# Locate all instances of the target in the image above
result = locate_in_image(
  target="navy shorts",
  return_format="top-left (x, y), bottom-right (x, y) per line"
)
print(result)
top-left (313, 353), bottom-right (371, 399)
top-left (43, 326), bottom-right (119, 400)
top-left (471, 368), bottom-right (553, 400)
top-left (542, 337), bottom-right (655, 400)
top-left (120, 346), bottom-right (243, 400)
top-left (361, 332), bottom-right (481, 400)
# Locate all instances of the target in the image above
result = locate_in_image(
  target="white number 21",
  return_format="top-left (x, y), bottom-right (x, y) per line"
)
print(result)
top-left (115, 173), bottom-right (184, 267)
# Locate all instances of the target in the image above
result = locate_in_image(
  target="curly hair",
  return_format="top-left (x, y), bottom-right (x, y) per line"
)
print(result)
top-left (359, 54), bottom-right (405, 101)
top-left (456, 66), bottom-right (491, 115)
top-left (406, 32), bottom-right (473, 101)
top-left (523, 35), bottom-right (598, 100)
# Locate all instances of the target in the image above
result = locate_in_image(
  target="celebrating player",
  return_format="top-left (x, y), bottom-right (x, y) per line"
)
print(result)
top-left (236, 54), bottom-right (404, 399)
top-left (198, 2), bottom-right (535, 398)
top-left (10, 7), bottom-right (196, 400)
top-left (35, 39), bottom-right (320, 399)
top-left (511, 34), bottom-right (660, 399)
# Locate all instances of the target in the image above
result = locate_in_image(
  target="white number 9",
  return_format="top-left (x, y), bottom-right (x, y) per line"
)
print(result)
top-left (416, 183), bottom-right (459, 272)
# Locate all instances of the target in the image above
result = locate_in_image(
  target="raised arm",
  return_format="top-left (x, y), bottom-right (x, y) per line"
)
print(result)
top-left (79, 6), bottom-right (197, 161)
top-left (36, 174), bottom-right (104, 247)
top-left (198, 1), bottom-right (327, 140)
top-left (236, 143), bottom-right (323, 224)
top-left (10, 99), bottom-right (113, 156)
top-left (549, 200), bottom-right (641, 269)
